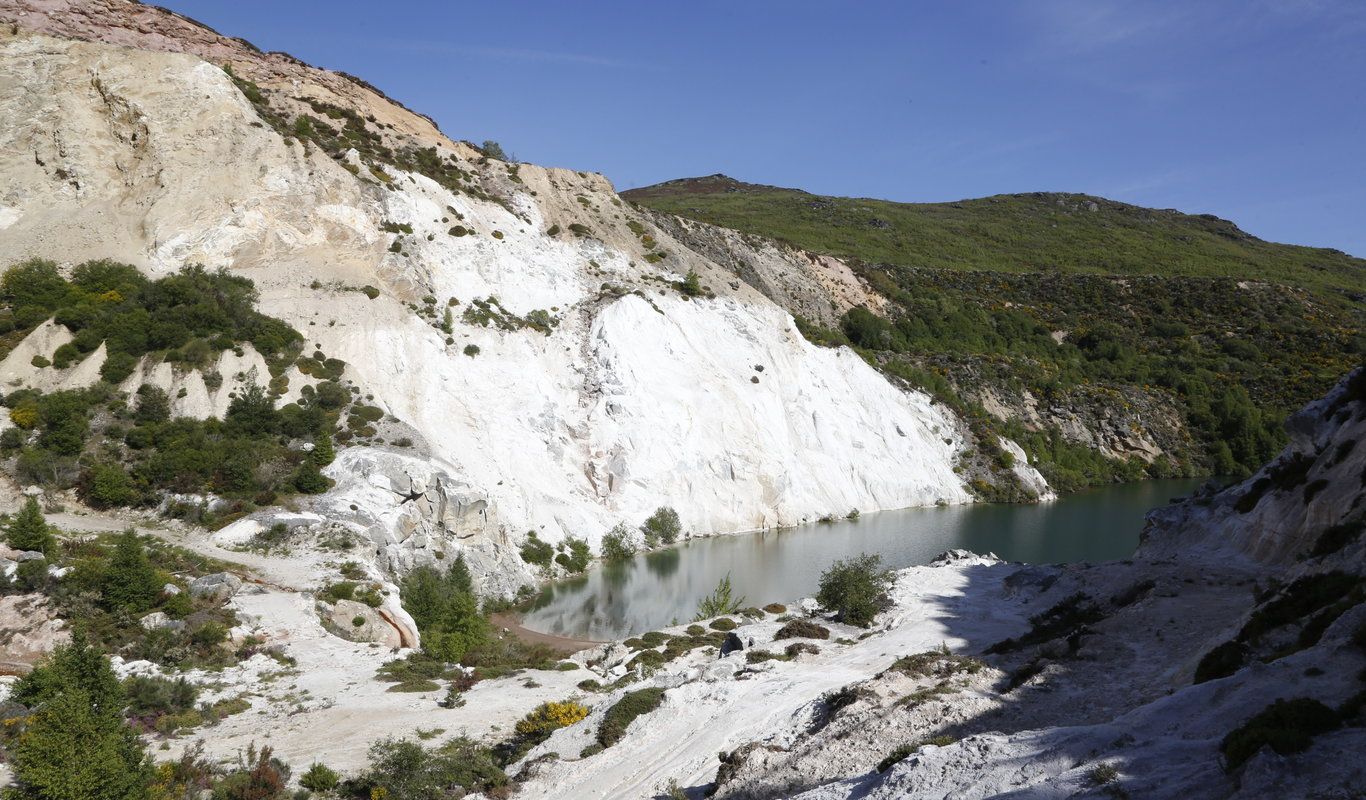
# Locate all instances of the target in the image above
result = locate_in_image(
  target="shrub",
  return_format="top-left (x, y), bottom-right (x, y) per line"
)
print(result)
top-left (561, 537), bottom-right (592, 573)
top-left (7, 635), bottom-right (151, 799)
top-left (877, 743), bottom-right (915, 773)
top-left (694, 574), bottom-right (745, 620)
top-left (763, 603), bottom-right (787, 614)
top-left (596, 688), bottom-right (665, 749)
top-left (745, 650), bottom-right (791, 664)
top-left (463, 343), bottom-right (480, 357)
top-left (709, 617), bottom-right (737, 632)
top-left (986, 592), bottom-right (1105, 654)
top-left (1194, 641), bottom-right (1247, 684)
top-left (816, 554), bottom-right (892, 627)
top-left (123, 674), bottom-right (197, 717)
top-left (641, 506), bottom-right (682, 547)
top-left (519, 532), bottom-right (554, 567)
top-left (785, 642), bottom-right (820, 657)
top-left (81, 462), bottom-right (140, 508)
top-left (1087, 763), bottom-right (1120, 786)
top-left (600, 523), bottom-right (637, 563)
top-left (299, 762), bottom-right (340, 792)
top-left (1221, 698), bottom-right (1340, 770)
top-left (359, 736), bottom-right (507, 798)
top-left (774, 619), bottom-right (830, 640)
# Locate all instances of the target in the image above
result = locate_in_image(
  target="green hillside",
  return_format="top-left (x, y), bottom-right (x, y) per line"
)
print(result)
top-left (623, 175), bottom-right (1365, 306)
top-left (625, 175), bottom-right (1364, 489)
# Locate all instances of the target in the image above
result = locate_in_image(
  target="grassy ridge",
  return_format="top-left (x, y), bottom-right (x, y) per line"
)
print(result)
top-left (626, 175), bottom-right (1364, 487)
top-left (623, 175), bottom-right (1365, 307)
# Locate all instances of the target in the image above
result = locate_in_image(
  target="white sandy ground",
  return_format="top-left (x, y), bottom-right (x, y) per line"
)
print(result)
top-left (44, 511), bottom-right (594, 772)
top-left (514, 555), bottom-right (1030, 799)
top-left (43, 509), bottom-right (1029, 783)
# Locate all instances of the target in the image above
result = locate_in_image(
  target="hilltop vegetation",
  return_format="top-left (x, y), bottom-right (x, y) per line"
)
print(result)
top-left (624, 176), bottom-right (1365, 306)
top-left (628, 176), bottom-right (1364, 483)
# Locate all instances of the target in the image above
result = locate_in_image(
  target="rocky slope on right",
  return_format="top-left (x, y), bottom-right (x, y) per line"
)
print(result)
top-left (720, 369), bottom-right (1365, 799)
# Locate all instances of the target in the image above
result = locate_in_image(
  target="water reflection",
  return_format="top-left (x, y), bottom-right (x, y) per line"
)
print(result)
top-left (521, 478), bottom-right (1206, 640)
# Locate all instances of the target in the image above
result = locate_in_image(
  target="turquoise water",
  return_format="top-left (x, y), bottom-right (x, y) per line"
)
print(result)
top-left (520, 478), bottom-right (1208, 640)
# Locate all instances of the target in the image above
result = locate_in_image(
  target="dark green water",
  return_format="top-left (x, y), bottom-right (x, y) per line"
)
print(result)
top-left (520, 478), bottom-right (1207, 640)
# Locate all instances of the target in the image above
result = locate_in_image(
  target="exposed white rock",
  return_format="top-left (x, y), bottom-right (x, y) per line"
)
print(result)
top-left (0, 26), bottom-right (992, 590)
top-left (188, 572), bottom-right (242, 602)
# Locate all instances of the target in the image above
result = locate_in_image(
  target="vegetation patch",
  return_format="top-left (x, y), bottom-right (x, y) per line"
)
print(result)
top-left (816, 554), bottom-right (892, 627)
top-left (1221, 698), bottom-right (1341, 770)
top-left (773, 619), bottom-right (830, 640)
top-left (986, 592), bottom-right (1105, 654)
top-left (595, 688), bottom-right (665, 749)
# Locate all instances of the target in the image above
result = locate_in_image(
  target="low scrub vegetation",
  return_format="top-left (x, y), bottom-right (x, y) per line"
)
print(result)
top-left (1221, 698), bottom-right (1341, 770)
top-left (592, 688), bottom-right (666, 751)
top-left (816, 554), bottom-right (892, 627)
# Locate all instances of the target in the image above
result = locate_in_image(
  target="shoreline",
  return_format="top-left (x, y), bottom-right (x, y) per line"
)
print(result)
top-left (489, 611), bottom-right (606, 655)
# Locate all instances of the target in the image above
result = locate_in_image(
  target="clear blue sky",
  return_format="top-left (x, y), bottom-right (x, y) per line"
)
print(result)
top-left (163, 0), bottom-right (1366, 257)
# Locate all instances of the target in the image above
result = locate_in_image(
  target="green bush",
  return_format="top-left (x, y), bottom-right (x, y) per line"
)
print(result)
top-left (519, 532), bottom-right (554, 567)
top-left (641, 506), bottom-right (682, 546)
top-left (1221, 698), bottom-right (1340, 770)
top-left (816, 554), bottom-right (892, 627)
top-left (123, 674), bottom-right (197, 717)
top-left (600, 523), bottom-right (637, 562)
top-left (299, 762), bottom-right (340, 792)
top-left (400, 558), bottom-right (487, 662)
top-left (100, 530), bottom-right (161, 612)
top-left (596, 688), bottom-right (665, 749)
top-left (358, 736), bottom-right (507, 798)
top-left (774, 619), bottom-right (830, 640)
top-left (554, 536), bottom-right (591, 573)
top-left (7, 635), bottom-right (152, 799)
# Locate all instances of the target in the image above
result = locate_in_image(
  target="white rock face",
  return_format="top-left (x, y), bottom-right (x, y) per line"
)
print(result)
top-left (0, 27), bottom-right (989, 574)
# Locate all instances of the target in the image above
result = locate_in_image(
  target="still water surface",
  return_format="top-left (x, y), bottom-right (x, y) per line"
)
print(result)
top-left (520, 478), bottom-right (1207, 640)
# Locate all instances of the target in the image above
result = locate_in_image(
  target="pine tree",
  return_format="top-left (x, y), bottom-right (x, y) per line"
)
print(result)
top-left (100, 530), bottom-right (160, 612)
top-left (6, 497), bottom-right (55, 557)
top-left (292, 460), bottom-right (331, 494)
top-left (8, 688), bottom-right (152, 800)
top-left (8, 635), bottom-right (150, 800)
top-left (310, 434), bottom-right (336, 467)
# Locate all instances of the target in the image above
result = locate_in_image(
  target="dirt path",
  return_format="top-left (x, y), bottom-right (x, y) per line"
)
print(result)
top-left (489, 611), bottom-right (604, 655)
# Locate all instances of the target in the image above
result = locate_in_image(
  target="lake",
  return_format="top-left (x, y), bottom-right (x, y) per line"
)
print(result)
top-left (519, 478), bottom-right (1208, 640)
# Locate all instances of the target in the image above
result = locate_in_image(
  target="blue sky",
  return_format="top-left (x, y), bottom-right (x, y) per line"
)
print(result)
top-left (163, 1), bottom-right (1366, 256)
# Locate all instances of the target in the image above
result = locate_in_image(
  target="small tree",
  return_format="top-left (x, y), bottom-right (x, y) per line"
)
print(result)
top-left (292, 460), bottom-right (331, 494)
top-left (101, 530), bottom-right (161, 612)
top-left (8, 634), bottom-right (151, 800)
top-left (816, 554), bottom-right (892, 627)
top-left (678, 270), bottom-right (703, 297)
top-left (310, 435), bottom-right (336, 468)
top-left (600, 524), bottom-right (637, 563)
top-left (641, 507), bottom-right (682, 547)
top-left (480, 140), bottom-right (509, 161)
top-left (6, 496), bottom-right (56, 557)
top-left (694, 574), bottom-right (744, 621)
